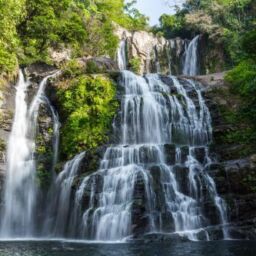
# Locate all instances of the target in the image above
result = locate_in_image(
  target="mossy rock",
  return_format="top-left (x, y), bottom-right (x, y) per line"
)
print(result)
top-left (55, 73), bottom-right (119, 158)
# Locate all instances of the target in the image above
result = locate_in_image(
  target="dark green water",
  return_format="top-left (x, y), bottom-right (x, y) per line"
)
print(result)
top-left (0, 240), bottom-right (254, 256)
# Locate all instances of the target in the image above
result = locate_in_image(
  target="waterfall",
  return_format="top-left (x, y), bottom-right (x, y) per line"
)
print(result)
top-left (71, 71), bottom-right (229, 241)
top-left (183, 35), bottom-right (200, 76)
top-left (117, 39), bottom-right (127, 70)
top-left (154, 46), bottom-right (161, 73)
top-left (1, 70), bottom-right (60, 237)
top-left (44, 152), bottom-right (85, 237)
top-left (1, 70), bottom-right (36, 237)
top-left (0, 37), bottom-right (228, 241)
top-left (42, 96), bottom-right (60, 172)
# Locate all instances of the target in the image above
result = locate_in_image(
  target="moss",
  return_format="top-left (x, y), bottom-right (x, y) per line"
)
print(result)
top-left (85, 60), bottom-right (104, 74)
top-left (35, 112), bottom-right (55, 187)
top-left (129, 57), bottom-right (141, 74)
top-left (61, 59), bottom-right (84, 79)
top-left (36, 163), bottom-right (51, 188)
top-left (48, 127), bottom-right (53, 136)
top-left (56, 74), bottom-right (118, 158)
top-left (36, 134), bottom-right (47, 155)
top-left (0, 138), bottom-right (6, 152)
top-left (212, 86), bottom-right (256, 158)
top-left (0, 111), bottom-right (3, 125)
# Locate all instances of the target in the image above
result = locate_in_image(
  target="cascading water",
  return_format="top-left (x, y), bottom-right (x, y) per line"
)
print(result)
top-left (0, 70), bottom-right (60, 237)
top-left (1, 70), bottom-right (36, 237)
top-left (44, 152), bottom-right (85, 237)
top-left (0, 38), bottom-right (229, 242)
top-left (117, 39), bottom-right (127, 70)
top-left (154, 46), bottom-right (161, 73)
top-left (67, 69), bottom-right (229, 241)
top-left (42, 96), bottom-right (60, 171)
top-left (183, 35), bottom-right (200, 76)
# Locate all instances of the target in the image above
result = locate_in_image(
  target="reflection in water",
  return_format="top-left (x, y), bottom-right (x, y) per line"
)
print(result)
top-left (0, 240), bottom-right (255, 256)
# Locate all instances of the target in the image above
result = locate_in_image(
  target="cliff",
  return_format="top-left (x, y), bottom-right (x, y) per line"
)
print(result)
top-left (189, 72), bottom-right (256, 239)
top-left (115, 26), bottom-right (226, 76)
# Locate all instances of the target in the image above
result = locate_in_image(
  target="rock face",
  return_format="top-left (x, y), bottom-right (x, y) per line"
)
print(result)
top-left (199, 35), bottom-right (227, 74)
top-left (193, 72), bottom-right (256, 239)
top-left (115, 26), bottom-right (187, 75)
top-left (48, 47), bottom-right (72, 64)
top-left (115, 26), bottom-right (227, 76)
top-left (77, 56), bottom-right (118, 73)
top-left (0, 75), bottom-right (16, 195)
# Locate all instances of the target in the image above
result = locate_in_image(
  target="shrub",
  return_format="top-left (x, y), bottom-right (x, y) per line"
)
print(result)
top-left (56, 74), bottom-right (118, 157)
top-left (129, 57), bottom-right (141, 74)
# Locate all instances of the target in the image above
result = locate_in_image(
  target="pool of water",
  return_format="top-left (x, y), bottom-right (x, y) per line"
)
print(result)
top-left (0, 240), bottom-right (254, 256)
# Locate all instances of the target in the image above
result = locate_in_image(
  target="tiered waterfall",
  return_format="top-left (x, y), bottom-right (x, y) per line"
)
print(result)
top-left (0, 38), bottom-right (229, 241)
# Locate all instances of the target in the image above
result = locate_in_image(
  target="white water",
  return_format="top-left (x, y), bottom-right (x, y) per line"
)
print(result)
top-left (42, 96), bottom-right (60, 172)
top-left (183, 35), bottom-right (200, 76)
top-left (117, 39), bottom-right (127, 70)
top-left (0, 39), bottom-right (229, 241)
top-left (154, 46), bottom-right (161, 73)
top-left (55, 40), bottom-right (230, 241)
top-left (49, 152), bottom-right (85, 236)
top-left (69, 70), bottom-right (229, 241)
top-left (1, 71), bottom-right (60, 237)
top-left (1, 71), bottom-right (36, 237)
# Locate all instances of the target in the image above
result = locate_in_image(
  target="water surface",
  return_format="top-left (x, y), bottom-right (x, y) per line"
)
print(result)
top-left (0, 240), bottom-right (254, 256)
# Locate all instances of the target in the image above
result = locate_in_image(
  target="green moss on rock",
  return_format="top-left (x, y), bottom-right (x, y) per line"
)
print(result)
top-left (0, 138), bottom-right (6, 152)
top-left (56, 74), bottom-right (118, 158)
top-left (129, 57), bottom-right (141, 74)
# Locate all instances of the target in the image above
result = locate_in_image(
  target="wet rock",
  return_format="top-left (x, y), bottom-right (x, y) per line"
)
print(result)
top-left (250, 154), bottom-right (256, 168)
top-left (79, 56), bottom-right (118, 73)
top-left (164, 144), bottom-right (176, 165)
top-left (80, 173), bottom-right (104, 210)
top-left (205, 225), bottom-right (226, 240)
top-left (138, 232), bottom-right (189, 243)
top-left (115, 25), bottom-right (170, 74)
top-left (202, 200), bottom-right (221, 226)
top-left (228, 218), bottom-right (256, 239)
top-left (173, 165), bottom-right (189, 196)
top-left (0, 75), bottom-right (16, 178)
top-left (78, 147), bottom-right (106, 176)
top-left (193, 147), bottom-right (206, 164)
top-left (26, 63), bottom-right (57, 82)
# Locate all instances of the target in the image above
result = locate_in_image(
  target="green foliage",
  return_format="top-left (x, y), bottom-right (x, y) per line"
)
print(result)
top-left (85, 61), bottom-right (103, 74)
top-left (121, 0), bottom-right (149, 30)
top-left (241, 30), bottom-right (256, 58)
top-left (129, 57), bottom-right (141, 74)
top-left (223, 35), bottom-right (256, 153)
top-left (36, 163), bottom-right (51, 188)
top-left (57, 74), bottom-right (118, 157)
top-left (61, 59), bottom-right (84, 78)
top-left (0, 0), bottom-right (25, 74)
top-left (82, 18), bottom-right (119, 58)
top-left (158, 0), bottom-right (255, 61)
top-left (156, 13), bottom-right (189, 38)
top-left (18, 0), bottom-right (88, 64)
top-left (225, 59), bottom-right (256, 121)
top-left (0, 0), bottom-right (148, 74)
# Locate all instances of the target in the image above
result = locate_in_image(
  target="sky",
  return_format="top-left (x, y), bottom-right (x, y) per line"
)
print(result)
top-left (133, 0), bottom-right (185, 25)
